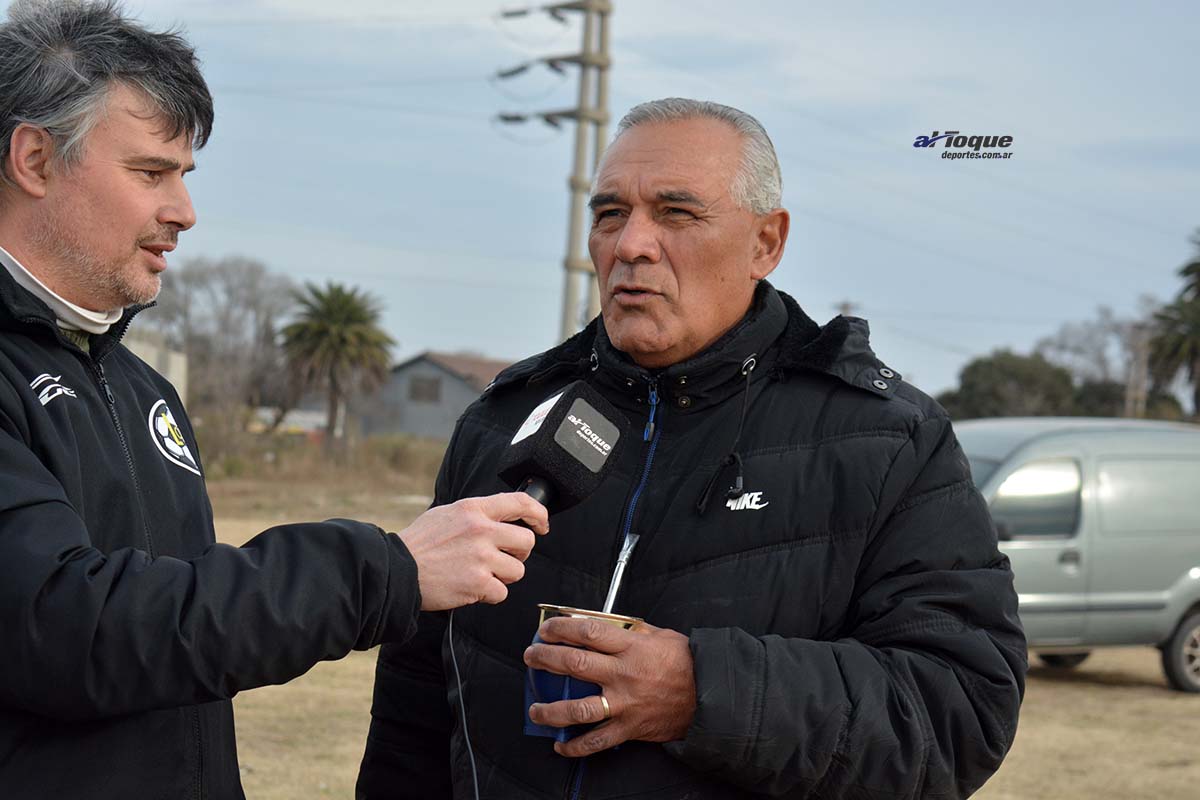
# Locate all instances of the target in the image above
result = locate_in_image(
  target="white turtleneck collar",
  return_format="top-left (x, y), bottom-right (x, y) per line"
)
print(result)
top-left (0, 244), bottom-right (123, 335)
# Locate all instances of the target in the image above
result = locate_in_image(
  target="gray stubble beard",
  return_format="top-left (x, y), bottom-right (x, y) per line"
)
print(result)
top-left (28, 205), bottom-right (165, 311)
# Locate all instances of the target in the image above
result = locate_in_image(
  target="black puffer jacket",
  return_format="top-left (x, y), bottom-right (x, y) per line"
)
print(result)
top-left (359, 282), bottom-right (1025, 799)
top-left (0, 265), bottom-right (421, 799)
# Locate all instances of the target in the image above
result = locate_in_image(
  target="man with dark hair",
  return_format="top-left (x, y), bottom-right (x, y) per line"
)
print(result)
top-left (0, 2), bottom-right (547, 797)
top-left (359, 99), bottom-right (1026, 799)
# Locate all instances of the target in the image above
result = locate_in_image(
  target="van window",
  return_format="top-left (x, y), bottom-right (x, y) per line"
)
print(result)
top-left (989, 459), bottom-right (1081, 538)
top-left (1098, 458), bottom-right (1200, 536)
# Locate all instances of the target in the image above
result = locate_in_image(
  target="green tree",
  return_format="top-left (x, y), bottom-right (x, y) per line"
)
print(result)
top-left (937, 350), bottom-right (1076, 420)
top-left (1149, 230), bottom-right (1200, 416)
top-left (281, 282), bottom-right (395, 450)
top-left (1071, 379), bottom-right (1125, 417)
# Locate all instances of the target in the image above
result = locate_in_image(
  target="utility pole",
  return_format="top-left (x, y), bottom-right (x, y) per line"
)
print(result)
top-left (836, 300), bottom-right (859, 317)
top-left (496, 0), bottom-right (613, 342)
top-left (1124, 323), bottom-right (1150, 418)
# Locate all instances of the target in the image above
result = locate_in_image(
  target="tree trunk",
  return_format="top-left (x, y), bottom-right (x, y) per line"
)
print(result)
top-left (264, 384), bottom-right (298, 435)
top-left (325, 373), bottom-right (341, 454)
top-left (1193, 371), bottom-right (1200, 420)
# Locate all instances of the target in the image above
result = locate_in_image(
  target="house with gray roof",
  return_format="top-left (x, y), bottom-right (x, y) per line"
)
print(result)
top-left (358, 351), bottom-right (512, 440)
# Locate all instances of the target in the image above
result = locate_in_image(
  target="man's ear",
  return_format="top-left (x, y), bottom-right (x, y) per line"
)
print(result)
top-left (5, 124), bottom-right (56, 199)
top-left (750, 207), bottom-right (790, 281)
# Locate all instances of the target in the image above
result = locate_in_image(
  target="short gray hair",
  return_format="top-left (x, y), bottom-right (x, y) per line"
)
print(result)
top-left (0, 0), bottom-right (213, 187)
top-left (613, 98), bottom-right (782, 215)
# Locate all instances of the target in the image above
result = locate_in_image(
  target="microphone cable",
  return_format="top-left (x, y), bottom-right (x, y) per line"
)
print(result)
top-left (447, 609), bottom-right (482, 800)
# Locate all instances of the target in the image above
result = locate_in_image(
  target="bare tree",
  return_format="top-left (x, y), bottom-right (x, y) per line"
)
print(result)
top-left (1035, 306), bottom-right (1128, 384)
top-left (1035, 299), bottom-right (1162, 416)
top-left (142, 257), bottom-right (298, 457)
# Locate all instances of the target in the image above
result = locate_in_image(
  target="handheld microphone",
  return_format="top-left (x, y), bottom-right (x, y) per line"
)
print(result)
top-left (497, 380), bottom-right (629, 512)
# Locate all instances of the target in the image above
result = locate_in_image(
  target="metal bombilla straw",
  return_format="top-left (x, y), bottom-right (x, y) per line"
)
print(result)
top-left (601, 533), bottom-right (640, 614)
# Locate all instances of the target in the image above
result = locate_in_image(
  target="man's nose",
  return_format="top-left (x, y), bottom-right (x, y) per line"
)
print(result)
top-left (159, 180), bottom-right (197, 231)
top-left (612, 210), bottom-right (661, 264)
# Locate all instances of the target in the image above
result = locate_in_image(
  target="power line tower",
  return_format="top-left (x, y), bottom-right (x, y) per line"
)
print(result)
top-left (496, 0), bottom-right (613, 342)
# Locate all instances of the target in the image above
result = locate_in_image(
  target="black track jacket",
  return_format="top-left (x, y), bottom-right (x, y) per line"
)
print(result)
top-left (0, 266), bottom-right (421, 799)
top-left (358, 283), bottom-right (1026, 800)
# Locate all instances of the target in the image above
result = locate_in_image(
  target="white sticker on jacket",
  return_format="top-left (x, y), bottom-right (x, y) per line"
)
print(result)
top-left (148, 399), bottom-right (201, 476)
top-left (511, 391), bottom-right (564, 445)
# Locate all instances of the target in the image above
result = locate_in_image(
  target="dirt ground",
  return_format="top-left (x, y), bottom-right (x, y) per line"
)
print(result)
top-left (212, 482), bottom-right (1200, 800)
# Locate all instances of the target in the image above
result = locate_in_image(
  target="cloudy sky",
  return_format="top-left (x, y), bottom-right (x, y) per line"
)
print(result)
top-left (70, 0), bottom-right (1200, 394)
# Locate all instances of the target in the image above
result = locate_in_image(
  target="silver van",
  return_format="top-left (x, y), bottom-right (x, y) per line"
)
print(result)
top-left (955, 417), bottom-right (1200, 692)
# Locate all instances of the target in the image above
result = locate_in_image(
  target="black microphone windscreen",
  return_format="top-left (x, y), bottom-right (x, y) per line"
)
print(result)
top-left (498, 380), bottom-right (629, 512)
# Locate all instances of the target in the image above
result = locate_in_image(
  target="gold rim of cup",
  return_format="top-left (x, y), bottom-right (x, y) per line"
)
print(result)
top-left (537, 603), bottom-right (643, 630)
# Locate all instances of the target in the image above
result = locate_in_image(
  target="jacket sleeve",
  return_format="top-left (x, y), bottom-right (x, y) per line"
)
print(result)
top-left (357, 420), bottom-right (463, 800)
top-left (665, 414), bottom-right (1027, 798)
top-left (0, 409), bottom-right (422, 722)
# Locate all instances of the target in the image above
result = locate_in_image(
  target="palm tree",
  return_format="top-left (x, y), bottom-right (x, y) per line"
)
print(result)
top-left (281, 282), bottom-right (395, 449)
top-left (1179, 231), bottom-right (1200, 302)
top-left (1150, 231), bottom-right (1200, 416)
top-left (1150, 300), bottom-right (1200, 416)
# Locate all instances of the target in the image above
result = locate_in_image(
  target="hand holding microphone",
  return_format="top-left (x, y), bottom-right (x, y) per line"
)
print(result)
top-left (402, 379), bottom-right (629, 613)
top-left (399, 492), bottom-right (549, 611)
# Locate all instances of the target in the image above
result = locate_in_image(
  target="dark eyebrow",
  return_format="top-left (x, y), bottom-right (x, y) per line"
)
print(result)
top-left (589, 190), bottom-right (706, 209)
top-left (126, 155), bottom-right (196, 174)
top-left (588, 192), bottom-right (621, 210)
top-left (657, 190), bottom-right (703, 205)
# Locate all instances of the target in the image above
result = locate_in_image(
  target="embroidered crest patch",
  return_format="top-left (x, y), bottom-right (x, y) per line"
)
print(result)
top-left (148, 399), bottom-right (200, 475)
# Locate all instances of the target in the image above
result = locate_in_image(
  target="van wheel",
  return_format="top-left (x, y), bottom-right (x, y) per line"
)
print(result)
top-left (1037, 652), bottom-right (1090, 669)
top-left (1162, 612), bottom-right (1200, 693)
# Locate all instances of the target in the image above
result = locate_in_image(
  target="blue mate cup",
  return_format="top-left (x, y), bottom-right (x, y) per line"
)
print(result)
top-left (524, 604), bottom-right (642, 742)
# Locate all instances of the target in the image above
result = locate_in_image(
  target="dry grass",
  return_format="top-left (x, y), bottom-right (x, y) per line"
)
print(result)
top-left (212, 479), bottom-right (1200, 800)
top-left (976, 648), bottom-right (1200, 800)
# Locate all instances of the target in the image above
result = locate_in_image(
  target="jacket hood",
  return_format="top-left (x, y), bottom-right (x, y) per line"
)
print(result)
top-left (485, 280), bottom-right (902, 402)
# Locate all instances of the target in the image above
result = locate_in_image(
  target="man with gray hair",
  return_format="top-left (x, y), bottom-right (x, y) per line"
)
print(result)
top-left (360, 98), bottom-right (1025, 799)
top-left (0, 2), bottom-right (550, 797)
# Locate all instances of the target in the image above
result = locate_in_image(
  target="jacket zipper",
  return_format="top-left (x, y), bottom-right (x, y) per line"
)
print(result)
top-left (617, 380), bottom-right (662, 568)
top-left (562, 382), bottom-right (662, 800)
top-left (95, 355), bottom-right (204, 798)
top-left (566, 761), bottom-right (586, 800)
top-left (93, 360), bottom-right (156, 557)
top-left (94, 344), bottom-right (204, 797)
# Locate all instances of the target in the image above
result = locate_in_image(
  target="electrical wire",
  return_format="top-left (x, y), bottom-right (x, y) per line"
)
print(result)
top-left (792, 205), bottom-right (1122, 305)
top-left (185, 12), bottom-right (480, 28)
top-left (448, 609), bottom-right (482, 800)
top-left (876, 323), bottom-right (979, 357)
top-left (212, 87), bottom-right (485, 121)
top-left (489, 114), bottom-right (566, 146)
top-left (490, 9), bottom-right (575, 52)
top-left (781, 149), bottom-right (1153, 277)
top-left (488, 69), bottom-right (570, 104)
